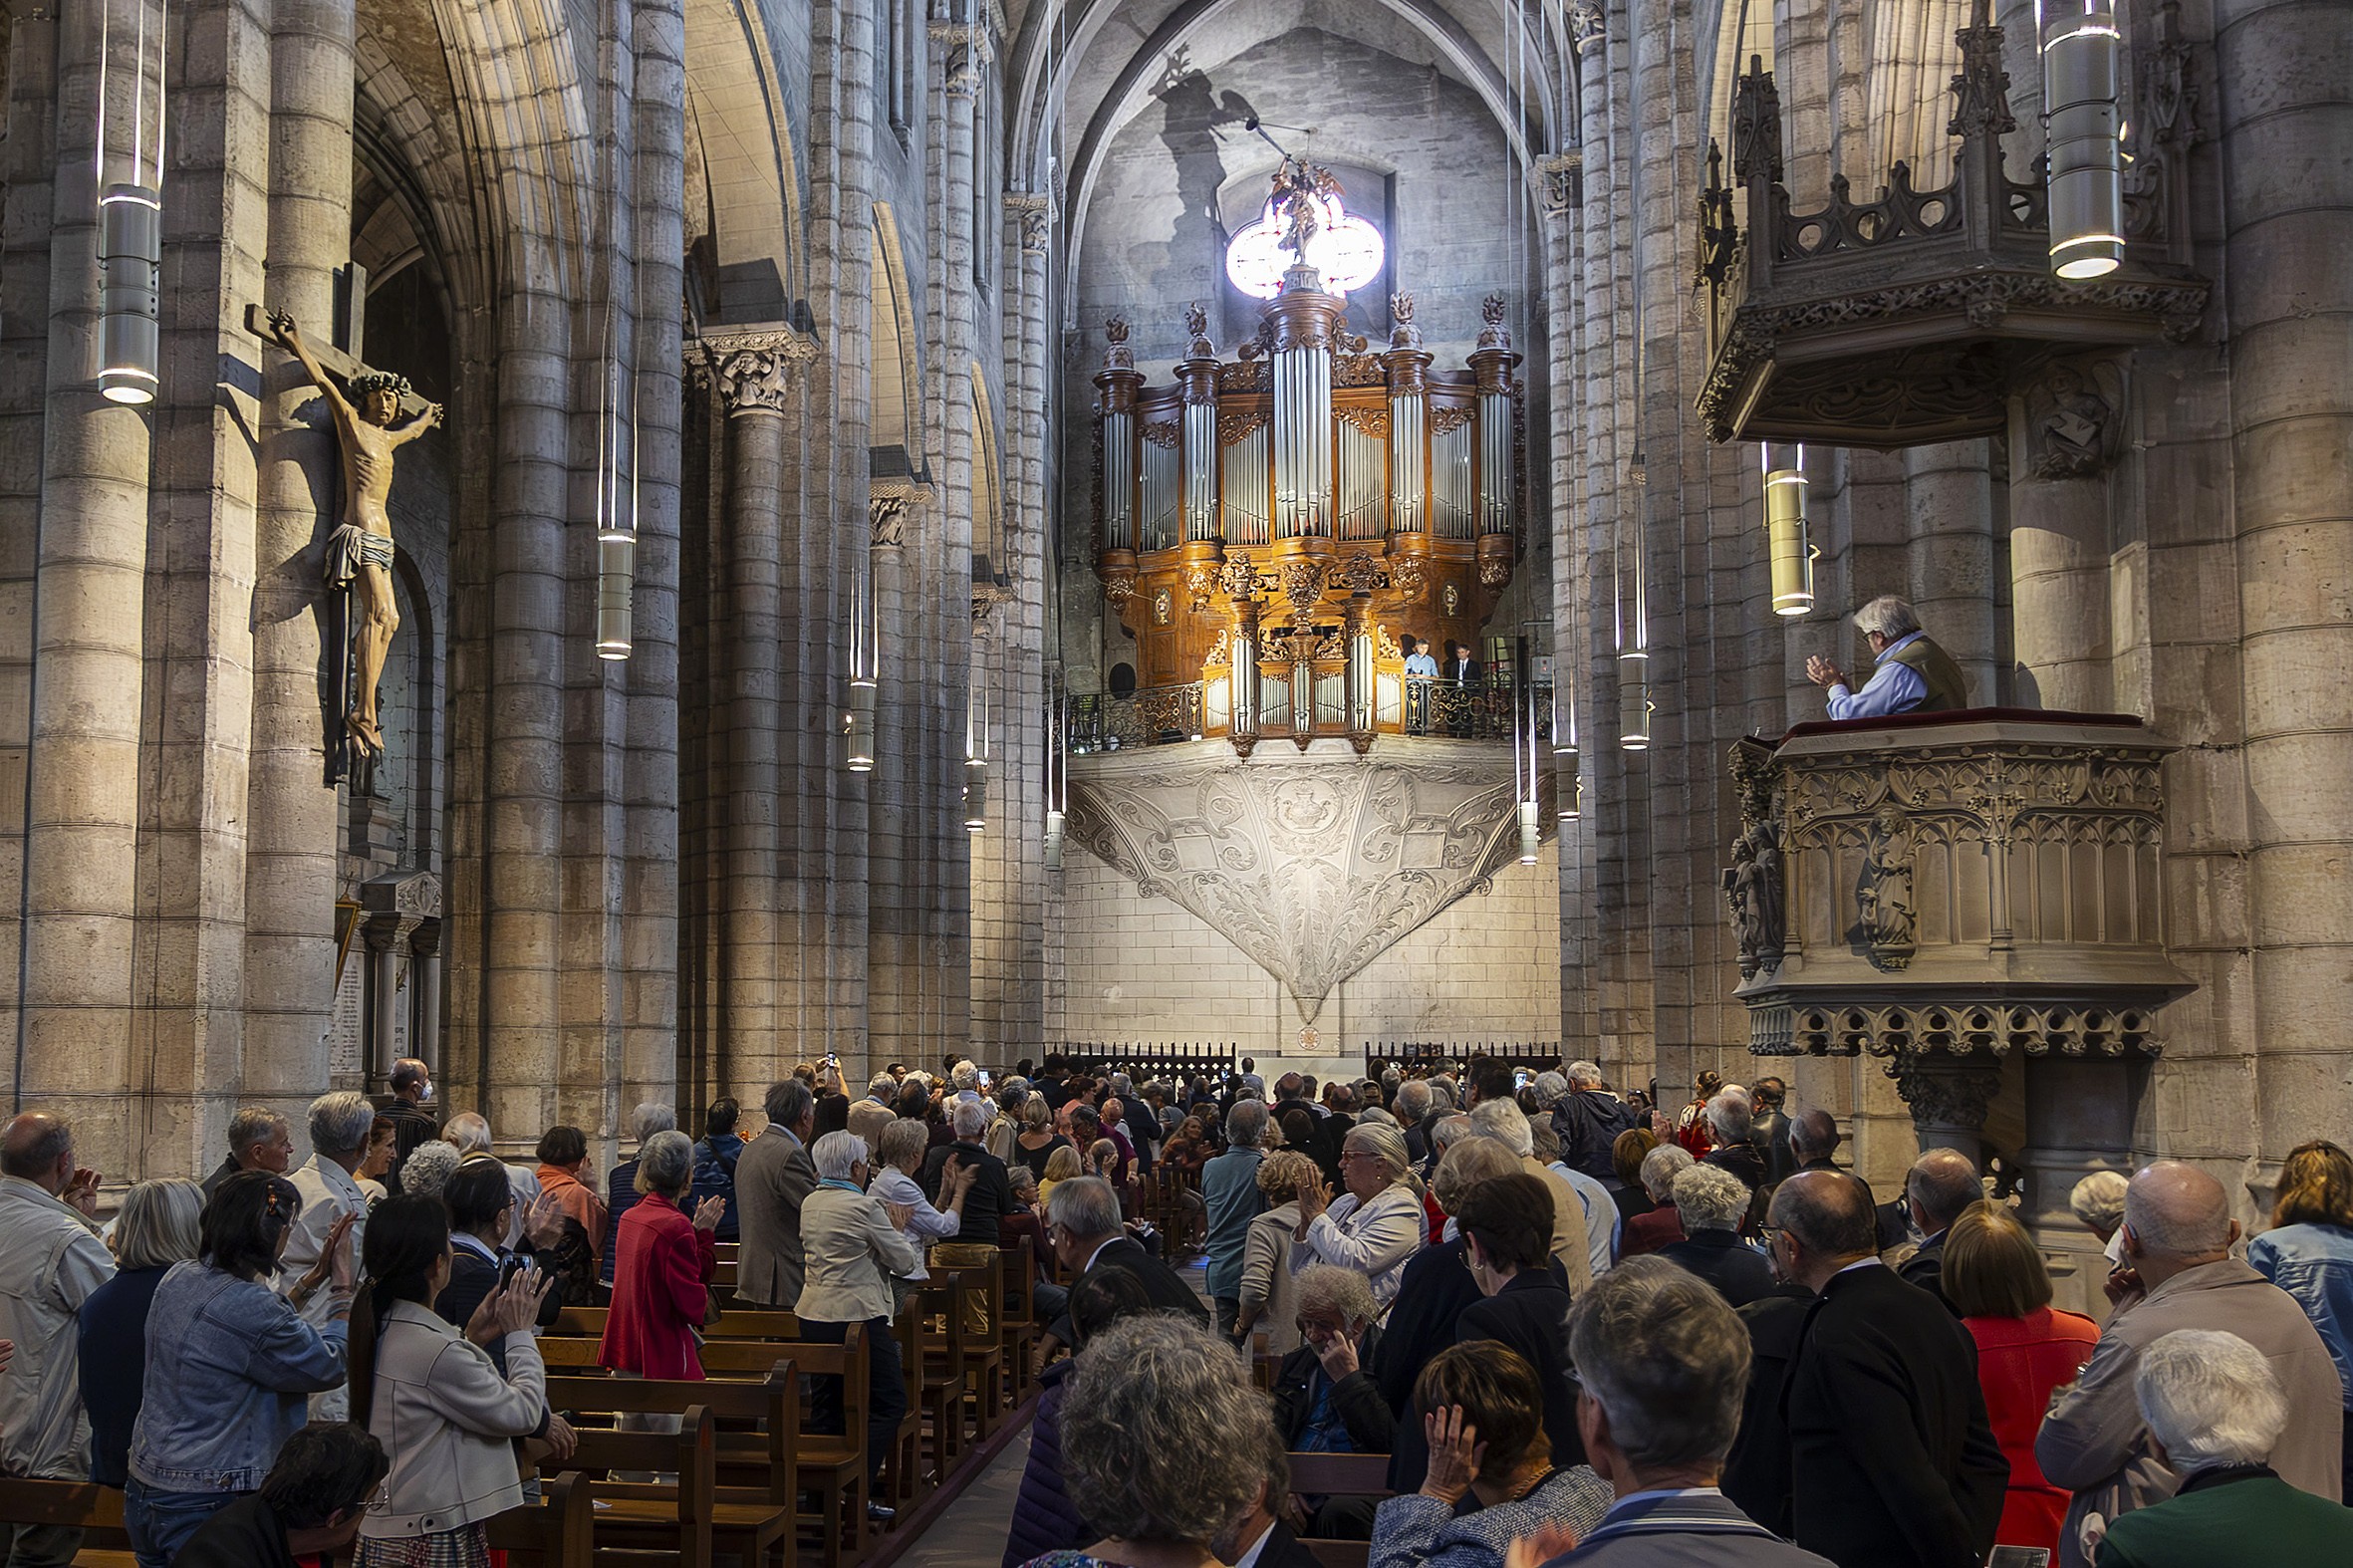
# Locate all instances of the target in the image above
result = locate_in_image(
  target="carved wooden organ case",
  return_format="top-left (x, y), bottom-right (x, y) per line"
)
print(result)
top-left (1092, 286), bottom-right (1524, 754)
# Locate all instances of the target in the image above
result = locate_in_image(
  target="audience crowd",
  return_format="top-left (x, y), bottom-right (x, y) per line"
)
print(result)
top-left (0, 1051), bottom-right (2346, 1568)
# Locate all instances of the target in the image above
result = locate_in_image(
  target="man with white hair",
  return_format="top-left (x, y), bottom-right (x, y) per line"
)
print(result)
top-left (1552, 1060), bottom-right (1642, 1182)
top-left (1392, 1079), bottom-right (1435, 1164)
top-left (440, 1111), bottom-right (541, 1247)
top-left (1469, 1099), bottom-right (1593, 1292)
top-left (1698, 1088), bottom-right (1766, 1197)
top-left (919, 1095), bottom-right (1016, 1245)
top-left (202, 1108), bottom-right (292, 1198)
top-left (2038, 1161), bottom-right (2343, 1568)
top-left (281, 1092), bottom-right (378, 1419)
top-left (1805, 594), bottom-right (1968, 718)
top-left (1656, 1166), bottom-right (1773, 1307)
top-left (2092, 1330), bottom-right (2353, 1566)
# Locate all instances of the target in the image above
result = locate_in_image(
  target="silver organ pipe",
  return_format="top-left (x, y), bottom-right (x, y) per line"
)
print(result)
top-left (1141, 434), bottom-right (1180, 552)
top-left (1477, 389), bottom-right (1513, 535)
top-left (1222, 424), bottom-right (1269, 546)
top-left (1389, 392), bottom-right (1425, 533)
top-left (1103, 408), bottom-right (1136, 551)
top-left (1184, 398), bottom-right (1218, 541)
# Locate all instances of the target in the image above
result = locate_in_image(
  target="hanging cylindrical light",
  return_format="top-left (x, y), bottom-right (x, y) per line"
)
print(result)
top-left (98, 182), bottom-right (161, 403)
top-left (1617, 649), bottom-right (1652, 751)
top-left (961, 757), bottom-right (988, 832)
top-left (1554, 681), bottom-right (1581, 822)
top-left (846, 527), bottom-right (879, 772)
top-left (595, 379), bottom-right (638, 659)
top-left (963, 661), bottom-right (990, 833)
top-left (1043, 679), bottom-right (1067, 869)
top-left (2042, 0), bottom-right (2125, 280)
top-left (1762, 441), bottom-right (1814, 618)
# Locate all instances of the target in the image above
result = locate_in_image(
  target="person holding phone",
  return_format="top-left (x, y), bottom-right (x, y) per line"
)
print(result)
top-left (435, 1161), bottom-right (573, 1377)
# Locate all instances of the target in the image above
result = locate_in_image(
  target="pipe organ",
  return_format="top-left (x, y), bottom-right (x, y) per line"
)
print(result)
top-left (1093, 286), bottom-right (1524, 756)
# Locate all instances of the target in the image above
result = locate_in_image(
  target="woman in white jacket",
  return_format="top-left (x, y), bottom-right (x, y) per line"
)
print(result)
top-left (349, 1194), bottom-right (566, 1568)
top-left (1288, 1123), bottom-right (1426, 1316)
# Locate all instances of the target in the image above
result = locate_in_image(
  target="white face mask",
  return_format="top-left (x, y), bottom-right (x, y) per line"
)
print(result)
top-left (419, 1082), bottom-right (435, 1104)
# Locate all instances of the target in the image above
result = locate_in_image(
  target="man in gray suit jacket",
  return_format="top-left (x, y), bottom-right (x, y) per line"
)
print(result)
top-left (1539, 1258), bottom-right (1834, 1568)
top-left (733, 1079), bottom-right (818, 1307)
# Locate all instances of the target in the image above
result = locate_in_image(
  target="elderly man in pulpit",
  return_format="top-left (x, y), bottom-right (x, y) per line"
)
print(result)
top-left (1805, 594), bottom-right (1969, 718)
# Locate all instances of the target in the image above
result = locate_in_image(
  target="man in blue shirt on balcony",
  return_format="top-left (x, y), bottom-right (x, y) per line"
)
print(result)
top-left (1806, 595), bottom-right (1968, 719)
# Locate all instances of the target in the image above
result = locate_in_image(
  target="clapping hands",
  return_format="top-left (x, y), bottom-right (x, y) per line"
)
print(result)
top-left (691, 1194), bottom-right (727, 1233)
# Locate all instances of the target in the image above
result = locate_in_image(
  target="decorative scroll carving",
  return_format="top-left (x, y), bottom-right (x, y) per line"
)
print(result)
top-left (1331, 553), bottom-right (1388, 594)
top-left (1216, 556), bottom-right (1263, 602)
top-left (1389, 555), bottom-right (1428, 602)
top-left (1142, 419), bottom-right (1180, 449)
top-left (1335, 405), bottom-right (1390, 439)
top-left (1217, 360), bottom-right (1270, 392)
top-left (1103, 570), bottom-right (1138, 609)
top-left (1217, 410), bottom-right (1268, 445)
top-left (1431, 406), bottom-right (1475, 435)
top-left (1752, 998), bottom-right (2166, 1059)
top-left (1889, 1053), bottom-right (2004, 1132)
top-left (1204, 628), bottom-right (1231, 665)
top-left (1182, 560), bottom-right (1221, 614)
top-left (1335, 354), bottom-right (1387, 388)
top-left (1063, 750), bottom-right (1534, 1023)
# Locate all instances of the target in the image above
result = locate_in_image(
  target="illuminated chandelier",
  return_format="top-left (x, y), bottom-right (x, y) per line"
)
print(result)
top-left (1224, 155), bottom-right (1385, 299)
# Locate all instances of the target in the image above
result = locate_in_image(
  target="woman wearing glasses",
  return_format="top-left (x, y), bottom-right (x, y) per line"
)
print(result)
top-left (1288, 1123), bottom-right (1425, 1316)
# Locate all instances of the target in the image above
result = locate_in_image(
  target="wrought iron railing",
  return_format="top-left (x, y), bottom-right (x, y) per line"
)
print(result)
top-left (1068, 678), bottom-right (1551, 750)
top-left (1070, 683), bottom-right (1207, 753)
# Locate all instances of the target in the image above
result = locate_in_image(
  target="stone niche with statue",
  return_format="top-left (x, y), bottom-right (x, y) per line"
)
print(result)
top-left (1726, 708), bottom-right (2194, 1308)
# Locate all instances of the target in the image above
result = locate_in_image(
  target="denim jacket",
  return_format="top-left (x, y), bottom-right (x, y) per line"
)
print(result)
top-left (129, 1261), bottom-right (350, 1493)
top-left (2248, 1220), bottom-right (2353, 1413)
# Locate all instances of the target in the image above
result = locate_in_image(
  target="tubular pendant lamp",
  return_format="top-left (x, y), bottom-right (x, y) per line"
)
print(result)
top-left (2043, 0), bottom-right (2125, 280)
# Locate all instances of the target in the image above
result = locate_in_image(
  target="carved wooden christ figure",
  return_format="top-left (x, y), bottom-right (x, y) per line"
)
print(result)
top-left (268, 311), bottom-right (442, 759)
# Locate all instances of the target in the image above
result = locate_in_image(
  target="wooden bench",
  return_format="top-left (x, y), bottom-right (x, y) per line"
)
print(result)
top-left (484, 1470), bottom-right (597, 1568)
top-left (1288, 1451), bottom-right (1391, 1568)
top-left (541, 1403), bottom-right (715, 1568)
top-left (545, 1370), bottom-right (797, 1568)
top-left (0, 1478), bottom-right (132, 1568)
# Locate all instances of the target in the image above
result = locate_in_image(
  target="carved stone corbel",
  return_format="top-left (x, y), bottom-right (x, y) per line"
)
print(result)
top-left (871, 493), bottom-right (909, 549)
top-left (2019, 355), bottom-right (2124, 480)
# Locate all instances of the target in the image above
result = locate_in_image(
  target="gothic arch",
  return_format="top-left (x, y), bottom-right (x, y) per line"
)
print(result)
top-left (971, 364), bottom-right (1005, 578)
top-left (683, 0), bottom-right (804, 321)
top-left (870, 204), bottom-right (924, 482)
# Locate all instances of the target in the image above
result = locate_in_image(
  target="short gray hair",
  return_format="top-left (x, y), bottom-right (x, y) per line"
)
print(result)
top-left (1640, 1144), bottom-right (1695, 1202)
top-left (226, 1108), bottom-right (288, 1157)
top-left (765, 1079), bottom-right (815, 1131)
top-left (400, 1140), bottom-right (462, 1199)
top-left (1431, 1112), bottom-right (1474, 1157)
top-left (1110, 1073), bottom-right (1134, 1096)
top-left (308, 1092), bottom-right (379, 1159)
top-left (812, 1130), bottom-right (869, 1181)
top-left (2069, 1170), bottom-right (2129, 1234)
top-left (877, 1118), bottom-right (929, 1170)
top-left (1046, 1175), bottom-right (1124, 1240)
top-left (2136, 1329), bottom-right (2288, 1469)
top-left (1529, 1071), bottom-right (1568, 1110)
top-left (1673, 1164), bottom-right (1750, 1232)
top-left (630, 1102), bottom-right (676, 1144)
top-left (114, 1178), bottom-right (203, 1271)
top-left (1062, 1315), bottom-right (1273, 1545)
top-left (951, 1098), bottom-right (991, 1139)
top-left (1393, 1080), bottom-right (1433, 1121)
top-left (441, 1112), bottom-right (493, 1156)
top-left (1569, 1256), bottom-right (1752, 1469)
top-left (1704, 1088), bottom-right (1752, 1144)
top-left (951, 1063), bottom-right (981, 1093)
top-left (1566, 1060), bottom-right (1604, 1088)
top-left (1225, 1099), bottom-right (1268, 1149)
top-left (1296, 1264), bottom-right (1377, 1327)
top-left (1470, 1099), bottom-right (1534, 1158)
top-left (636, 1129), bottom-right (694, 1197)
top-left (1356, 1106), bottom-right (1399, 1130)
top-left (1854, 594), bottom-right (1922, 641)
top-left (869, 1071), bottom-right (898, 1097)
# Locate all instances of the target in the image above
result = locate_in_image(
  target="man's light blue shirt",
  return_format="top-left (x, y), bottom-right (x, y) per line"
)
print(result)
top-left (1404, 653), bottom-right (1438, 678)
top-left (1825, 631), bottom-right (1928, 719)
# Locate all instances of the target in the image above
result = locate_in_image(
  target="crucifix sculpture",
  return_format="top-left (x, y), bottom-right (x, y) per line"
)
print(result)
top-left (265, 309), bottom-right (441, 761)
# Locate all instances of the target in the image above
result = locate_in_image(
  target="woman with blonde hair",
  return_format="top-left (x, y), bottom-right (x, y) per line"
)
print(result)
top-left (1233, 1150), bottom-right (1321, 1352)
top-left (1288, 1123), bottom-right (1425, 1315)
top-left (1945, 1199), bottom-right (2096, 1556)
top-left (79, 1179), bottom-right (205, 1493)
top-left (1037, 1144), bottom-right (1083, 1212)
top-left (2248, 1138), bottom-right (2353, 1496)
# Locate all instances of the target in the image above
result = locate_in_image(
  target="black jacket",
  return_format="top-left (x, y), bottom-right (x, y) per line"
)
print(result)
top-left (1719, 1281), bottom-right (1813, 1536)
top-left (1657, 1229), bottom-right (1777, 1308)
top-left (437, 1241), bottom-right (569, 1378)
top-left (1372, 1235), bottom-right (1485, 1491)
top-left (1702, 1140), bottom-right (1769, 1195)
top-left (1783, 1263), bottom-right (2007, 1568)
top-left (1312, 1112), bottom-right (1355, 1188)
top-left (1456, 1270), bottom-right (1584, 1469)
top-left (1551, 1090), bottom-right (1642, 1180)
top-left (1898, 1230), bottom-right (1956, 1314)
top-left (1248, 1521), bottom-right (1326, 1568)
top-left (1049, 1235), bottom-right (1208, 1342)
top-left (1271, 1328), bottom-right (1393, 1453)
top-left (919, 1141), bottom-right (1018, 1246)
top-left (378, 1099), bottom-right (442, 1196)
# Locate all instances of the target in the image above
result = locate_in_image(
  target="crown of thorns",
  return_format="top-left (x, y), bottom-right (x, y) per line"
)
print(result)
top-left (350, 370), bottom-right (411, 400)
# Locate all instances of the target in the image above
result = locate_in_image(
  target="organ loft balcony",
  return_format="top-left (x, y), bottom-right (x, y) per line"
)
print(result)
top-left (1694, 0), bottom-right (2211, 449)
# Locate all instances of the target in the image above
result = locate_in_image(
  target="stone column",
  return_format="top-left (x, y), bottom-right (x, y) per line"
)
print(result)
top-left (2017, 1054), bottom-right (2140, 1319)
top-left (244, 0), bottom-right (358, 1156)
top-left (1905, 440), bottom-right (1998, 703)
top-left (706, 337), bottom-right (793, 1089)
top-left (868, 487), bottom-right (918, 1068)
top-left (15, 0), bottom-right (159, 1174)
top-left (365, 915), bottom-right (415, 1092)
top-left (2008, 357), bottom-right (2119, 711)
top-left (411, 918), bottom-right (443, 1078)
top-left (2217, 0), bottom-right (2353, 1155)
top-left (1888, 1051), bottom-right (2002, 1166)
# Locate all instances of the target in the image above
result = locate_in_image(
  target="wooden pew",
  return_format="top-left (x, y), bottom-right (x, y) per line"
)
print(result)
top-left (999, 1236), bottom-right (1040, 1404)
top-left (0, 1478), bottom-right (131, 1567)
top-left (1288, 1451), bottom-right (1391, 1568)
top-left (484, 1470), bottom-right (597, 1568)
top-left (545, 1369), bottom-right (798, 1568)
top-left (541, 1404), bottom-right (715, 1568)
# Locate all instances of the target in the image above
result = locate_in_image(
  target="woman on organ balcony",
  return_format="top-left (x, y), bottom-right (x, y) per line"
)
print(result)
top-left (1805, 594), bottom-right (1969, 718)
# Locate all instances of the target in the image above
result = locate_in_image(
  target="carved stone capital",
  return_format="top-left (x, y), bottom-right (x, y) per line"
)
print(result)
top-left (696, 327), bottom-right (817, 415)
top-left (871, 493), bottom-right (909, 549)
top-left (1888, 1052), bottom-right (2003, 1139)
top-left (1538, 152), bottom-right (1581, 213)
top-left (1006, 192), bottom-right (1052, 253)
top-left (1567, 1), bottom-right (1604, 57)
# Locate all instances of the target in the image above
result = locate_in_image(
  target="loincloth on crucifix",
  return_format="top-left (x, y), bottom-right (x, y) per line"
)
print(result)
top-left (324, 524), bottom-right (397, 590)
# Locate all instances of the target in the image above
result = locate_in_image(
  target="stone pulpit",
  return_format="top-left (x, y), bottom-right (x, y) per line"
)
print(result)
top-left (1728, 709), bottom-right (2193, 1309)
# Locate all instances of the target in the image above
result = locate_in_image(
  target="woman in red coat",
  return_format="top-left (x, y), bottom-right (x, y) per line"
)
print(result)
top-left (1946, 1199), bottom-right (2099, 1557)
top-left (599, 1130), bottom-right (725, 1381)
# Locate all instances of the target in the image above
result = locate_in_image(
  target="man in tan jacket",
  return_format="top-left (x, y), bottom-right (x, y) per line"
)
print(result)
top-left (1468, 1099), bottom-right (1594, 1294)
top-left (732, 1080), bottom-right (819, 1307)
top-left (2037, 1161), bottom-right (2343, 1568)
